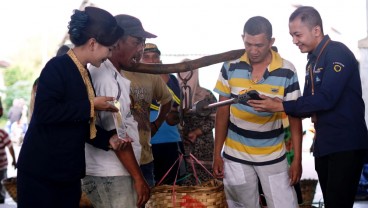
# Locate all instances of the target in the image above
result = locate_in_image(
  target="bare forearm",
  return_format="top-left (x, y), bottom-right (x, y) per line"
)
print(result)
top-left (288, 116), bottom-right (302, 162)
top-left (114, 144), bottom-right (144, 182)
top-left (154, 100), bottom-right (172, 126)
top-left (9, 147), bottom-right (16, 163)
top-left (214, 104), bottom-right (229, 157)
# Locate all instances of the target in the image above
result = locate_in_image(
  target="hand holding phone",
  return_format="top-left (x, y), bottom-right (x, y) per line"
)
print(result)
top-left (247, 90), bottom-right (263, 100)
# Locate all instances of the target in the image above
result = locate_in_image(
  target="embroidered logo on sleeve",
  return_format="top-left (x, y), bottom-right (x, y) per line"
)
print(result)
top-left (313, 67), bottom-right (323, 74)
top-left (333, 62), bottom-right (344, 72)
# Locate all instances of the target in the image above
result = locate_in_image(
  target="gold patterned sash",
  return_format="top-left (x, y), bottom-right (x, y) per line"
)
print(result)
top-left (67, 49), bottom-right (97, 139)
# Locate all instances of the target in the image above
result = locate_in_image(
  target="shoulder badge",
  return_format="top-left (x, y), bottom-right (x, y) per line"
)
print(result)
top-left (333, 62), bottom-right (344, 72)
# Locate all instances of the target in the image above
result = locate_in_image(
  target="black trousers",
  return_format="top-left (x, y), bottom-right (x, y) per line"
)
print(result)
top-left (17, 170), bottom-right (81, 208)
top-left (315, 149), bottom-right (367, 208)
top-left (152, 141), bottom-right (185, 185)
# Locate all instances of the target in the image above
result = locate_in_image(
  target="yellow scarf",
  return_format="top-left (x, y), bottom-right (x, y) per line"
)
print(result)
top-left (67, 49), bottom-right (97, 139)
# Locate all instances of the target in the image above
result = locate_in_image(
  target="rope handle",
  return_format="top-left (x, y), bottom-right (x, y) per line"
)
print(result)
top-left (155, 153), bottom-right (215, 207)
top-left (187, 153), bottom-right (215, 184)
top-left (154, 154), bottom-right (183, 207)
top-left (156, 154), bottom-right (183, 186)
top-left (156, 153), bottom-right (215, 186)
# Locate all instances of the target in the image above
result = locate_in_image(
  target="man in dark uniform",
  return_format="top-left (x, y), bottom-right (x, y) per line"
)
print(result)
top-left (248, 6), bottom-right (368, 208)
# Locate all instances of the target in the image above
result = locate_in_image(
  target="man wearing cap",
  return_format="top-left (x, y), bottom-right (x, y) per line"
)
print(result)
top-left (82, 14), bottom-right (172, 207)
top-left (142, 43), bottom-right (184, 185)
top-left (114, 15), bottom-right (173, 188)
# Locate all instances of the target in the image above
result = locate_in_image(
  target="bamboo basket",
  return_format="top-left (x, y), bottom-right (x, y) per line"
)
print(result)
top-left (147, 153), bottom-right (227, 208)
top-left (146, 179), bottom-right (227, 208)
top-left (2, 177), bottom-right (17, 202)
top-left (1, 177), bottom-right (93, 207)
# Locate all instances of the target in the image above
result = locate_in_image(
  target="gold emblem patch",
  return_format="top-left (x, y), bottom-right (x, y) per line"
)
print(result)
top-left (333, 64), bottom-right (342, 72)
top-left (333, 62), bottom-right (344, 72)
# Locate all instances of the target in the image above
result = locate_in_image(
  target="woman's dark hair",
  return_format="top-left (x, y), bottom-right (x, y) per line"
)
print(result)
top-left (68, 7), bottom-right (124, 47)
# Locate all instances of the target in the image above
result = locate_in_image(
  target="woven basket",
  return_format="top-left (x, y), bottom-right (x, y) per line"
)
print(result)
top-left (1, 177), bottom-right (93, 207)
top-left (146, 179), bottom-right (227, 208)
top-left (2, 177), bottom-right (17, 202)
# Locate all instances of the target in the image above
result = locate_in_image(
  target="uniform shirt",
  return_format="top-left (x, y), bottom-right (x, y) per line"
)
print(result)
top-left (283, 35), bottom-right (368, 157)
top-left (121, 70), bottom-right (172, 164)
top-left (85, 60), bottom-right (141, 177)
top-left (214, 50), bottom-right (301, 165)
top-left (150, 74), bottom-right (181, 144)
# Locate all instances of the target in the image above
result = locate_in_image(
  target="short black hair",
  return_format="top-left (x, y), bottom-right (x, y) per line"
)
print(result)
top-left (289, 6), bottom-right (324, 34)
top-left (243, 16), bottom-right (272, 40)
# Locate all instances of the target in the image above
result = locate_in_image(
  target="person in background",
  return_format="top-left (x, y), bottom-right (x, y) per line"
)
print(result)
top-left (6, 99), bottom-right (23, 134)
top-left (17, 7), bottom-right (125, 207)
top-left (213, 16), bottom-right (302, 207)
top-left (248, 6), bottom-right (368, 208)
top-left (142, 43), bottom-right (185, 185)
top-left (0, 99), bottom-right (16, 204)
top-left (116, 15), bottom-right (173, 188)
top-left (56, 44), bottom-right (72, 57)
top-left (8, 98), bottom-right (26, 145)
top-left (178, 62), bottom-right (217, 186)
top-left (28, 78), bottom-right (39, 124)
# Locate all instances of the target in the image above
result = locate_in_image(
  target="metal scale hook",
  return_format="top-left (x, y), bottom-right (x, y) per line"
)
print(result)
top-left (178, 69), bottom-right (193, 127)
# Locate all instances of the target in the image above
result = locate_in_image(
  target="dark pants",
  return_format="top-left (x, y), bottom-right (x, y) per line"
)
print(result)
top-left (17, 170), bottom-right (81, 208)
top-left (315, 149), bottom-right (367, 208)
top-left (140, 162), bottom-right (155, 187)
top-left (152, 141), bottom-right (184, 185)
top-left (0, 169), bottom-right (7, 203)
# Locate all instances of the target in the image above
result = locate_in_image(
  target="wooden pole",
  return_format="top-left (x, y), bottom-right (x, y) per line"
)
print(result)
top-left (125, 49), bottom-right (244, 74)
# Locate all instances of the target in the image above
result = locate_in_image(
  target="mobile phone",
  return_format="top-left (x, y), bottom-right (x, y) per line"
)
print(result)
top-left (247, 90), bottom-right (263, 100)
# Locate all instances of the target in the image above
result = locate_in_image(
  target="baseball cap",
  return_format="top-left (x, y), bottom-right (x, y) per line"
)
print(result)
top-left (144, 43), bottom-right (161, 55)
top-left (114, 14), bottom-right (157, 38)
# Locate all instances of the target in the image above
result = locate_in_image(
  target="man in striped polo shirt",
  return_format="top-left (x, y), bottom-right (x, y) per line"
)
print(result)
top-left (213, 16), bottom-right (303, 208)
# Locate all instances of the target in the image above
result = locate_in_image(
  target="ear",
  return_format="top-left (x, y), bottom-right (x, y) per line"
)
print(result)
top-left (87, 38), bottom-right (97, 51)
top-left (313, 26), bottom-right (322, 37)
top-left (270, 37), bottom-right (275, 46)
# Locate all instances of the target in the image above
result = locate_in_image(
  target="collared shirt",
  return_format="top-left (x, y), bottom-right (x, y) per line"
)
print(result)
top-left (283, 35), bottom-right (368, 157)
top-left (85, 59), bottom-right (141, 176)
top-left (214, 50), bottom-right (301, 165)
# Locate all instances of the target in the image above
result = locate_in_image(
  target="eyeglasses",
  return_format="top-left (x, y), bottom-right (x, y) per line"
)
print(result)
top-left (131, 36), bottom-right (146, 47)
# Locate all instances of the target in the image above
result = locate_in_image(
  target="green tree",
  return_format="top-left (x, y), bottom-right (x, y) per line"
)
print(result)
top-left (2, 66), bottom-right (36, 118)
